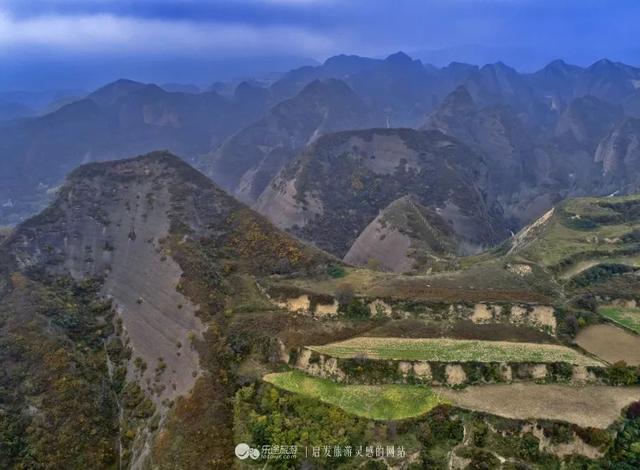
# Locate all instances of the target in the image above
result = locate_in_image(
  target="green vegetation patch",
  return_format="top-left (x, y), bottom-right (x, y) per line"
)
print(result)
top-left (264, 371), bottom-right (446, 420)
top-left (569, 263), bottom-right (637, 288)
top-left (599, 305), bottom-right (640, 334)
top-left (309, 337), bottom-right (602, 366)
top-left (507, 195), bottom-right (640, 271)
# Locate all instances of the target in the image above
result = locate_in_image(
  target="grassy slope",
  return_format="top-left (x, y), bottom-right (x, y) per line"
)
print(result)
top-left (264, 370), bottom-right (446, 420)
top-left (269, 262), bottom-right (554, 304)
top-left (507, 195), bottom-right (640, 269)
top-left (599, 305), bottom-right (640, 334)
top-left (309, 337), bottom-right (602, 366)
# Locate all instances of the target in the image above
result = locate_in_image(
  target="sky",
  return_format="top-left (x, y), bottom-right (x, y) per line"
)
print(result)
top-left (1, 0), bottom-right (639, 91)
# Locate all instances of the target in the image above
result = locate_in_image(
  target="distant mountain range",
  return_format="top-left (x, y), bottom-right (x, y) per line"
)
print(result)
top-left (2, 52), bottom-right (640, 272)
top-left (0, 79), bottom-right (271, 224)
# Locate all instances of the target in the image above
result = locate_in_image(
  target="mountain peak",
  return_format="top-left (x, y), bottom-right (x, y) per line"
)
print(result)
top-left (385, 51), bottom-right (414, 64)
top-left (588, 58), bottom-right (619, 72)
top-left (233, 80), bottom-right (268, 101)
top-left (323, 54), bottom-right (369, 67)
top-left (440, 85), bottom-right (476, 113)
top-left (344, 194), bottom-right (456, 273)
top-left (539, 59), bottom-right (583, 76)
top-left (483, 61), bottom-right (517, 74)
top-left (69, 150), bottom-right (199, 182)
top-left (298, 78), bottom-right (354, 97)
top-left (548, 58), bottom-right (569, 67)
top-left (88, 78), bottom-right (148, 106)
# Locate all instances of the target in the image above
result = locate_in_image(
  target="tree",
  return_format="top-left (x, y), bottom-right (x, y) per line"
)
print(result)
top-left (336, 284), bottom-right (355, 305)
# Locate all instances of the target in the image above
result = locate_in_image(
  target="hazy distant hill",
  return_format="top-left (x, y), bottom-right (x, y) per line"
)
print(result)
top-left (424, 82), bottom-right (630, 227)
top-left (0, 79), bottom-right (271, 224)
top-left (206, 79), bottom-right (384, 202)
top-left (0, 100), bottom-right (35, 121)
top-left (4, 51), bottom-right (640, 230)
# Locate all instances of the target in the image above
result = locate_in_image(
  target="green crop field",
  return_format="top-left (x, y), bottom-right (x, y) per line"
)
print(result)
top-left (263, 370), bottom-right (446, 420)
top-left (309, 337), bottom-right (602, 366)
top-left (599, 305), bottom-right (640, 334)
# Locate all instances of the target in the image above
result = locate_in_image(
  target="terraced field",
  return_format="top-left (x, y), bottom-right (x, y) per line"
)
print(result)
top-left (438, 383), bottom-right (640, 428)
top-left (268, 262), bottom-right (553, 304)
top-left (598, 305), bottom-right (640, 333)
top-left (264, 371), bottom-right (446, 420)
top-left (576, 324), bottom-right (640, 365)
top-left (308, 337), bottom-right (602, 366)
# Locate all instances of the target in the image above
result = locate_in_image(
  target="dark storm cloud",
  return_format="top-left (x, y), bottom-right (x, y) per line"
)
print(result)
top-left (0, 0), bottom-right (638, 90)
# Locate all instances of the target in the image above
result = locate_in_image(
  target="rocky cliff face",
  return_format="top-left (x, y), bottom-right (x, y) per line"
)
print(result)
top-left (595, 118), bottom-right (640, 192)
top-left (555, 95), bottom-right (623, 146)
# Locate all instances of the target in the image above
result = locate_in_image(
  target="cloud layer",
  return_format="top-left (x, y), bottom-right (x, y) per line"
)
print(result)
top-left (0, 0), bottom-right (639, 90)
top-left (2, 0), bottom-right (639, 62)
top-left (0, 10), bottom-right (336, 57)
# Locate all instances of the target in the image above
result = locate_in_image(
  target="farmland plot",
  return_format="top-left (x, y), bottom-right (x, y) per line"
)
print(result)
top-left (309, 337), bottom-right (602, 366)
top-left (264, 370), bottom-right (446, 420)
top-left (438, 383), bottom-right (640, 428)
top-left (576, 324), bottom-right (640, 365)
top-left (598, 305), bottom-right (640, 334)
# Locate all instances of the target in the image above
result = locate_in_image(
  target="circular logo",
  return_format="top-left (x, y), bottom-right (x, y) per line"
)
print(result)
top-left (235, 443), bottom-right (261, 460)
top-left (235, 443), bottom-right (250, 460)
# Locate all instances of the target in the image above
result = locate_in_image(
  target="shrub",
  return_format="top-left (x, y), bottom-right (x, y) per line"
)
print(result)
top-left (574, 426), bottom-right (611, 449)
top-left (607, 417), bottom-right (640, 465)
top-left (327, 264), bottom-right (346, 278)
top-left (627, 401), bottom-right (640, 419)
top-left (542, 422), bottom-right (573, 445)
top-left (565, 315), bottom-right (579, 337)
top-left (457, 447), bottom-right (500, 469)
top-left (563, 217), bottom-right (599, 231)
top-left (549, 362), bottom-right (574, 382)
top-left (335, 284), bottom-right (355, 305)
top-left (517, 432), bottom-right (540, 460)
top-left (622, 229), bottom-right (640, 243)
top-left (339, 298), bottom-right (370, 319)
top-left (570, 263), bottom-right (636, 288)
top-left (605, 361), bottom-right (639, 386)
top-left (308, 351), bottom-right (321, 365)
top-left (472, 420), bottom-right (489, 447)
top-left (288, 348), bottom-right (299, 366)
top-left (337, 357), bottom-right (403, 384)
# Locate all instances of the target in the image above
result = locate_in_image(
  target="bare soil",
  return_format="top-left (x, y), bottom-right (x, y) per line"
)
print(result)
top-left (364, 319), bottom-right (556, 343)
top-left (575, 324), bottom-right (640, 365)
top-left (438, 383), bottom-right (640, 428)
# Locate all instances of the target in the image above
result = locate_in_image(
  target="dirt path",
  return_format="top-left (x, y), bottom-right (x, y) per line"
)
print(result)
top-left (437, 383), bottom-right (640, 428)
